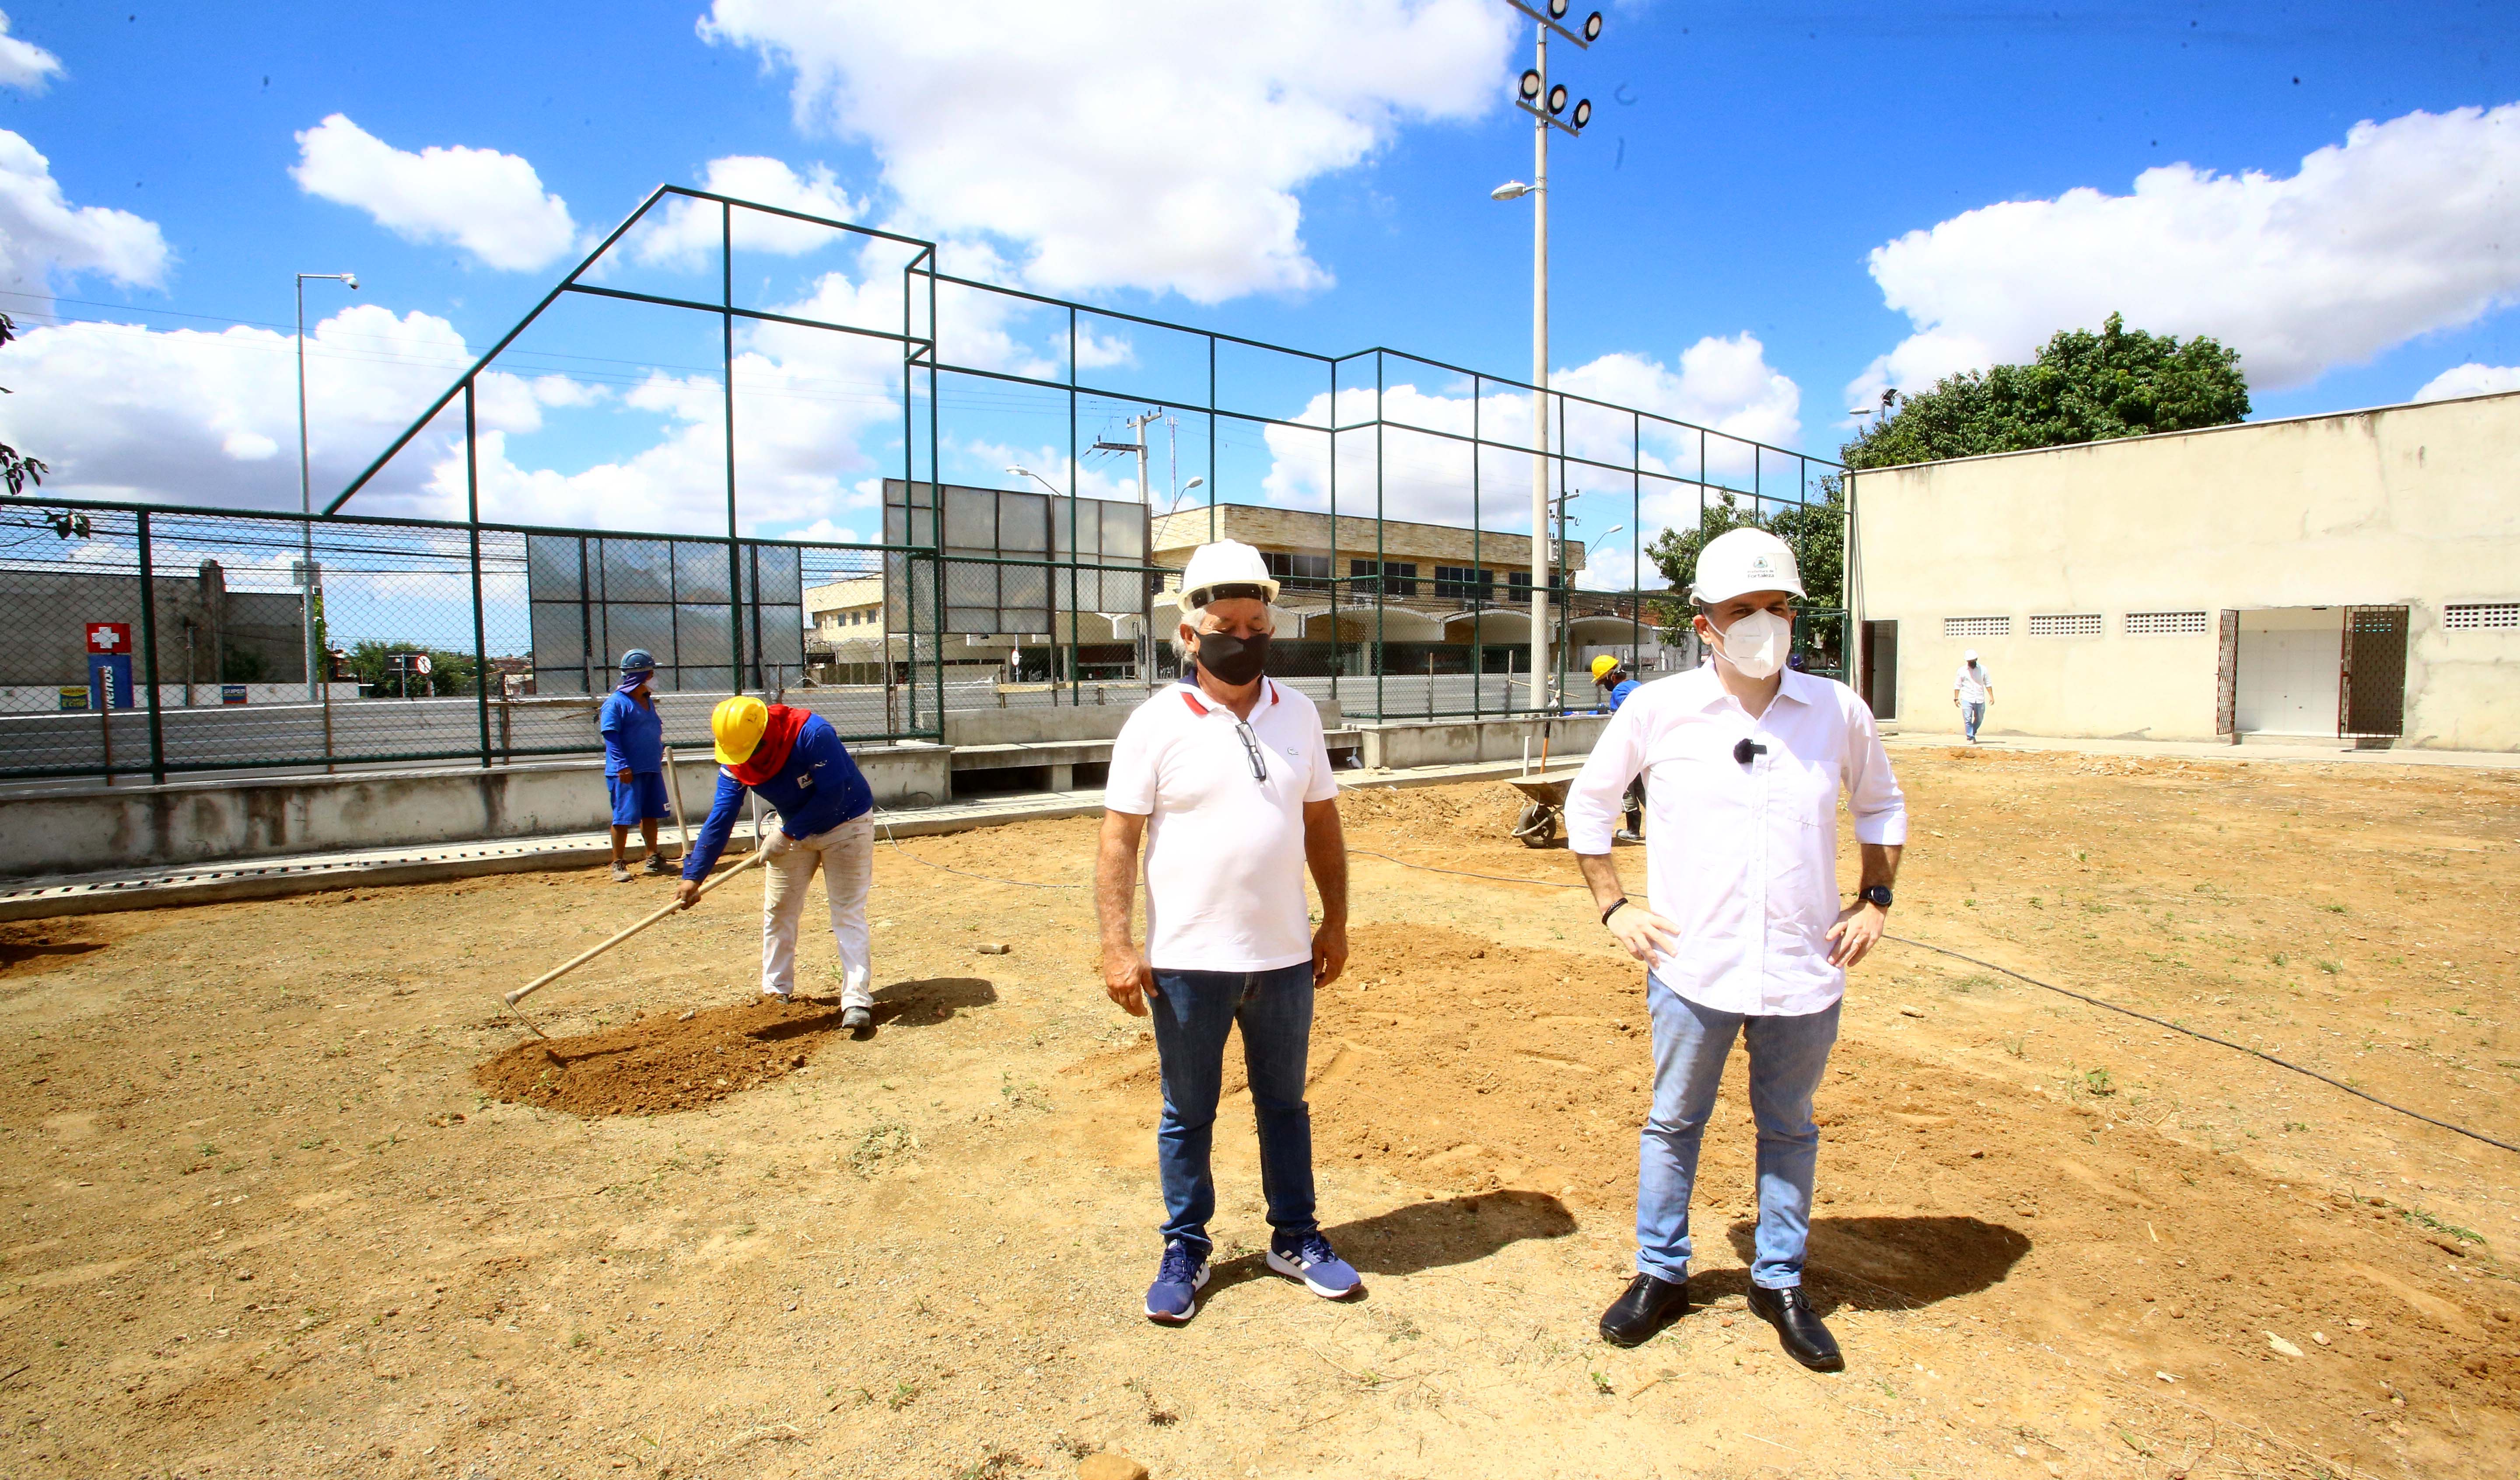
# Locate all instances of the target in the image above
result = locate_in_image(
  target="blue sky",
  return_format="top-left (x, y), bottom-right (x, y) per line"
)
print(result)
top-left (4, 1), bottom-right (2516, 571)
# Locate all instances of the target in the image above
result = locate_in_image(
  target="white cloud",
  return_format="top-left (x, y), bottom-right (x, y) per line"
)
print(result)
top-left (1259, 336), bottom-right (1804, 590)
top-left (699, 0), bottom-right (1512, 302)
top-left (291, 114), bottom-right (577, 272)
top-left (0, 129), bottom-right (169, 296)
top-left (0, 304), bottom-right (472, 509)
top-left (628, 155), bottom-right (863, 268)
top-left (0, 10), bottom-right (61, 91)
top-left (2413, 362), bottom-right (2520, 403)
top-left (1850, 102), bottom-right (2520, 408)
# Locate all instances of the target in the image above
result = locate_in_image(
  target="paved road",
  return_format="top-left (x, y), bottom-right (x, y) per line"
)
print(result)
top-left (0, 671), bottom-right (1624, 789)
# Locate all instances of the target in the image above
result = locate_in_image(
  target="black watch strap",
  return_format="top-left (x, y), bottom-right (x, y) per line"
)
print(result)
top-left (1860, 884), bottom-right (1894, 909)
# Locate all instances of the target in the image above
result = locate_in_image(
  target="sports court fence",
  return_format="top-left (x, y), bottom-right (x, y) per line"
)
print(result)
top-left (3, 185), bottom-right (1847, 786)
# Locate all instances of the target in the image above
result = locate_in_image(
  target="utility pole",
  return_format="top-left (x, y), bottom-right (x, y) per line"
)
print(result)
top-left (1490, 3), bottom-right (1602, 712)
top-left (1093, 408), bottom-right (1162, 507)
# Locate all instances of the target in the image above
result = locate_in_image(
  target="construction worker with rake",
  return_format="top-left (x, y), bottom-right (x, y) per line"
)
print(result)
top-left (1565, 527), bottom-right (1908, 1372)
top-left (675, 696), bottom-right (878, 1031)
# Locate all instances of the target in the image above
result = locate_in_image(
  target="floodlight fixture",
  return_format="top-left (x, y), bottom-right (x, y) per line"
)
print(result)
top-left (1547, 0), bottom-right (1568, 17)
top-left (1547, 82), bottom-right (1568, 115)
top-left (343, 273), bottom-right (359, 290)
top-left (1491, 179), bottom-right (1533, 201)
top-left (1519, 68), bottom-right (1542, 101)
top-left (1570, 98), bottom-right (1592, 129)
top-left (1583, 10), bottom-right (1603, 42)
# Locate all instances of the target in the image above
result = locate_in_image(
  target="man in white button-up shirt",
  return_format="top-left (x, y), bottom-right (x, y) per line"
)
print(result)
top-left (1564, 528), bottom-right (1907, 1372)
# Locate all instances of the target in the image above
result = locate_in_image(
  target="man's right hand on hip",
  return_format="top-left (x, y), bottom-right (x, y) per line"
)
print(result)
top-left (1606, 903), bottom-right (1682, 964)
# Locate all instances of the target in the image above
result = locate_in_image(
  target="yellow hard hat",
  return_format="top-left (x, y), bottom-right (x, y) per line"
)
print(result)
top-left (711, 695), bottom-right (768, 765)
top-left (1590, 655), bottom-right (1621, 681)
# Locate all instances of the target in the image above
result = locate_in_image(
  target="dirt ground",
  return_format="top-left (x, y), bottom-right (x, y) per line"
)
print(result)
top-left (2, 747), bottom-right (2516, 1480)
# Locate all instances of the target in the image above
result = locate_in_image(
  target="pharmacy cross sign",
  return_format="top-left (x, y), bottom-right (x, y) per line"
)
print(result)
top-left (87, 622), bottom-right (132, 655)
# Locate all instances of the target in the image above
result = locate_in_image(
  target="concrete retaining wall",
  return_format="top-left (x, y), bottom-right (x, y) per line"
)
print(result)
top-left (0, 746), bottom-right (952, 879)
top-left (1358, 715), bottom-right (1607, 770)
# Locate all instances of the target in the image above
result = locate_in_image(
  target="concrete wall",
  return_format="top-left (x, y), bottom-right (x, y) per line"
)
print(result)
top-left (0, 746), bottom-right (953, 879)
top-left (1852, 390), bottom-right (2520, 750)
top-left (1358, 714), bottom-right (1607, 771)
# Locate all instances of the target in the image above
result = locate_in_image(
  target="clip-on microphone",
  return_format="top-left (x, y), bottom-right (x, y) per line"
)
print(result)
top-left (1732, 737), bottom-right (1768, 766)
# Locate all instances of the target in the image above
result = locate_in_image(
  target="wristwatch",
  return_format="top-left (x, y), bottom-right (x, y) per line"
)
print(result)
top-left (1859, 884), bottom-right (1894, 910)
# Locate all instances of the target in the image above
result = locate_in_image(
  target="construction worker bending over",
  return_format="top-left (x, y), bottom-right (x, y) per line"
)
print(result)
top-left (675, 696), bottom-right (878, 1031)
top-left (1591, 655), bottom-right (1647, 841)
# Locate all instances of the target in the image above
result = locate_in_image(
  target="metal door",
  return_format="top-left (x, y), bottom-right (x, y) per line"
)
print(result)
top-left (2339, 605), bottom-right (2408, 737)
top-left (1860, 620), bottom-right (1899, 719)
top-left (2215, 610), bottom-right (2239, 738)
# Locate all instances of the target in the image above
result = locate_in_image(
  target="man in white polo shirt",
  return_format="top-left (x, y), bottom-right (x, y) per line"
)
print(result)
top-left (1565, 527), bottom-right (1908, 1371)
top-left (1096, 539), bottom-right (1361, 1326)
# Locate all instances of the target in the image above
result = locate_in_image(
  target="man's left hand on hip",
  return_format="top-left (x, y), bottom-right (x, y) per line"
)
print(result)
top-left (1825, 902), bottom-right (1886, 968)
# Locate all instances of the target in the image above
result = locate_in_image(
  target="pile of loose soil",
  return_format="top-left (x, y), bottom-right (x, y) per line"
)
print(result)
top-left (474, 994), bottom-right (851, 1116)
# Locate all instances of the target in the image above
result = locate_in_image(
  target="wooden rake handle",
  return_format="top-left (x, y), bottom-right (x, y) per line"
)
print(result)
top-left (504, 848), bottom-right (769, 1008)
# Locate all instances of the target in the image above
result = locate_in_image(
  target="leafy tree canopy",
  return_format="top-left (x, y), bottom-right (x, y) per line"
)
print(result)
top-left (1841, 313), bottom-right (2249, 470)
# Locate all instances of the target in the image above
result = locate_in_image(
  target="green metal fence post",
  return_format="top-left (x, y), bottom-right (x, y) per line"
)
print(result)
top-left (136, 510), bottom-right (165, 785)
top-left (467, 382), bottom-right (492, 767)
top-left (723, 199), bottom-right (745, 695)
top-left (1373, 350), bottom-right (1386, 721)
top-left (1470, 373), bottom-right (1482, 720)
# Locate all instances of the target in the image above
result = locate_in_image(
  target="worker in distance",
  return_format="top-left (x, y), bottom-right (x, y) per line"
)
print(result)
top-left (675, 695), bottom-right (880, 1032)
top-left (599, 648), bottom-right (676, 883)
top-left (1563, 527), bottom-right (1908, 1371)
top-left (1096, 539), bottom-right (1361, 1325)
top-left (1590, 653), bottom-right (1647, 841)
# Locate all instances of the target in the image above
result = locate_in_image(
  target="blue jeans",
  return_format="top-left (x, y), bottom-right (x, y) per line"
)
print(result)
top-left (1962, 701), bottom-right (1986, 740)
top-left (1147, 962), bottom-right (1318, 1257)
top-left (1637, 976), bottom-right (1841, 1289)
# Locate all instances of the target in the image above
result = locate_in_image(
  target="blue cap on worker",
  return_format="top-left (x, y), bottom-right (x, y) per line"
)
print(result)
top-left (619, 649), bottom-right (655, 674)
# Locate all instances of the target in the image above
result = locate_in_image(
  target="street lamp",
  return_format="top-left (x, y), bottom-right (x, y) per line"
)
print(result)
top-left (297, 271), bottom-right (357, 703)
top-left (1005, 464), bottom-right (1062, 496)
top-left (1491, 0), bottom-right (1603, 712)
top-left (1166, 475), bottom-right (1204, 515)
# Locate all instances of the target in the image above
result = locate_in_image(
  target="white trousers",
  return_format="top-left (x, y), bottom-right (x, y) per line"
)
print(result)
top-left (759, 813), bottom-right (875, 1007)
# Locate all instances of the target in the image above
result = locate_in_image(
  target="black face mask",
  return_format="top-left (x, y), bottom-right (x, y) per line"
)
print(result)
top-left (1194, 630), bottom-right (1270, 686)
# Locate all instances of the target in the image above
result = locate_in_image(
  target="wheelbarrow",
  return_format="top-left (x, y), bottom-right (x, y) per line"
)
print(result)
top-left (1507, 772), bottom-right (1580, 849)
top-left (1507, 771), bottom-right (1644, 848)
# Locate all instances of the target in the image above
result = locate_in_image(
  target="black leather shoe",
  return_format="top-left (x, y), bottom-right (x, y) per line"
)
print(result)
top-left (1599, 1273), bottom-right (1689, 1347)
top-left (1747, 1284), bottom-right (1844, 1372)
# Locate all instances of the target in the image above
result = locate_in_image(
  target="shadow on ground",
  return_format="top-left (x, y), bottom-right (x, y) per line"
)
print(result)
top-left (1205, 1190), bottom-right (1578, 1296)
top-left (1693, 1215), bottom-right (2031, 1313)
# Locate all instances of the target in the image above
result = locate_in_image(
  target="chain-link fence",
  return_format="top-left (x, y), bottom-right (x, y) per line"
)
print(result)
top-left (0, 500), bottom-right (936, 785)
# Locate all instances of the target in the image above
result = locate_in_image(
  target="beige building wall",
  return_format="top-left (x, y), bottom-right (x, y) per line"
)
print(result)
top-left (1851, 390), bottom-right (2520, 751)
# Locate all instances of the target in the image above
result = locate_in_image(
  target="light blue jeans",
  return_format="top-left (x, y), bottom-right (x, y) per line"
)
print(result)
top-left (1962, 701), bottom-right (1986, 740)
top-left (1636, 975), bottom-right (1841, 1289)
top-left (1147, 962), bottom-right (1318, 1258)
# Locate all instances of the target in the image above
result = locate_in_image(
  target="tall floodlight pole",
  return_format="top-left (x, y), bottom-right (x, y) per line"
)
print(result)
top-left (1491, 2), bottom-right (1600, 711)
top-left (297, 271), bottom-right (358, 702)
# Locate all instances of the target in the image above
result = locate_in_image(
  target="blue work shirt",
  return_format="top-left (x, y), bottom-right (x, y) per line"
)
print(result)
top-left (1607, 678), bottom-right (1640, 712)
top-left (682, 712), bottom-right (873, 879)
top-left (598, 689), bottom-right (664, 775)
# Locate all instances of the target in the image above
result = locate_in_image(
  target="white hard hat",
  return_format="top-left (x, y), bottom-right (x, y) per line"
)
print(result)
top-left (1964, 649), bottom-right (1979, 662)
top-left (1178, 539), bottom-right (1280, 613)
top-left (1690, 527), bottom-right (1805, 605)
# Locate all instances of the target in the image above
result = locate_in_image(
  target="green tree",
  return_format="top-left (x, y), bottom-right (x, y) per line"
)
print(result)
top-left (1645, 479), bottom-right (1846, 613)
top-left (0, 311), bottom-right (48, 497)
top-left (1842, 312), bottom-right (2249, 470)
top-left (341, 639), bottom-right (479, 698)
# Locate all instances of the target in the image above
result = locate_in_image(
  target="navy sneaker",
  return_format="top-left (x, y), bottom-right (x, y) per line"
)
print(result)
top-left (1144, 1240), bottom-right (1210, 1325)
top-left (1267, 1231), bottom-right (1362, 1299)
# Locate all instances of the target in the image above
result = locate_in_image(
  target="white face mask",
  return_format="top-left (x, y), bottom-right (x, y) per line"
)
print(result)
top-left (1712, 608), bottom-right (1790, 679)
